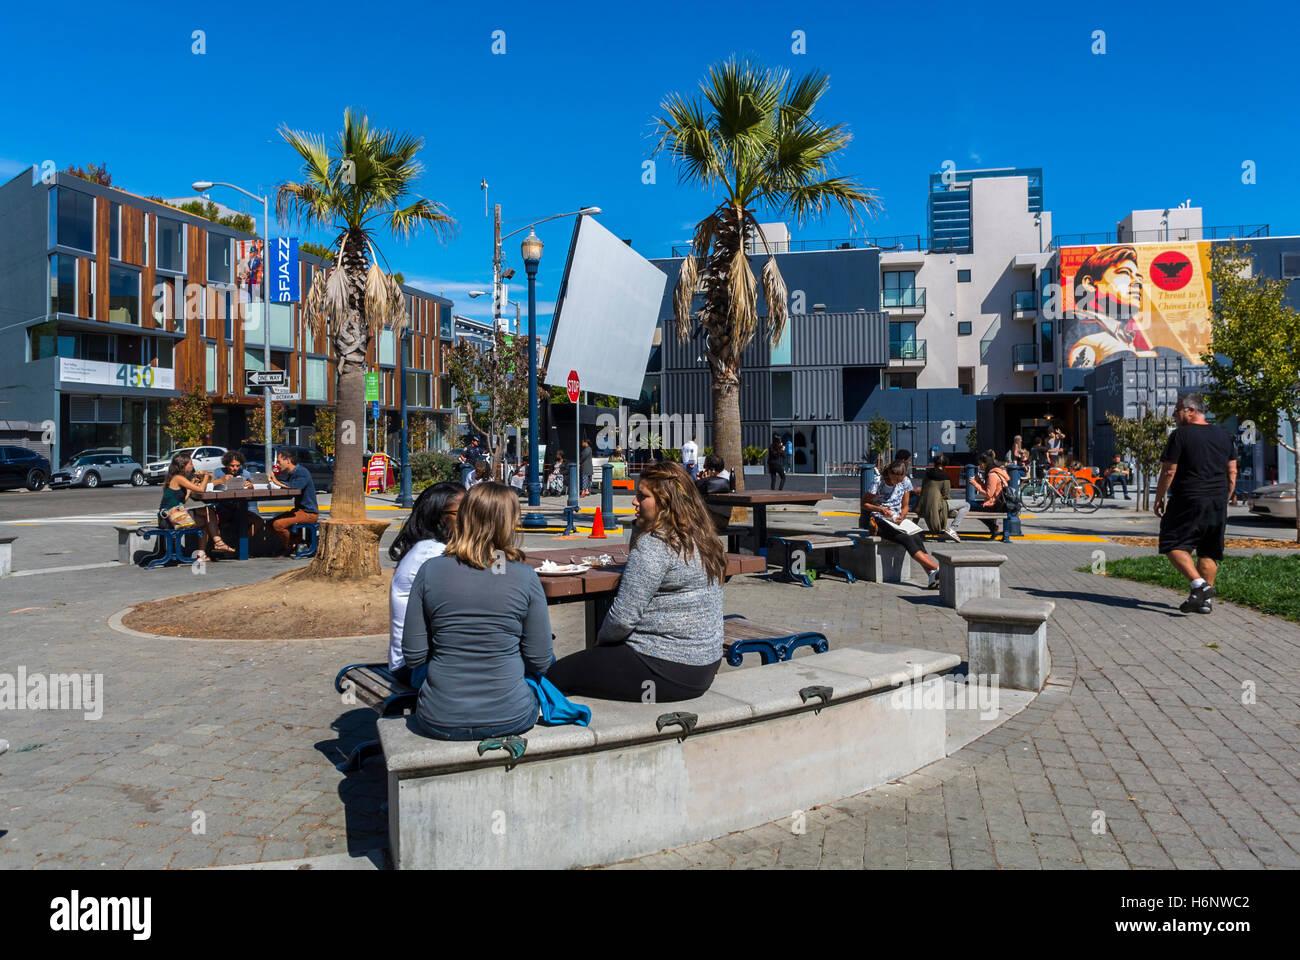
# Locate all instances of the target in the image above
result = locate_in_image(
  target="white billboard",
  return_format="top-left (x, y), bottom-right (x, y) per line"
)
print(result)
top-left (542, 216), bottom-right (666, 399)
top-left (59, 358), bottom-right (175, 391)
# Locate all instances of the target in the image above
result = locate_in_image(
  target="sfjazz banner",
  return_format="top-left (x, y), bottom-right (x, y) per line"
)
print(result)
top-left (271, 237), bottom-right (300, 303)
top-left (1059, 241), bottom-right (1213, 368)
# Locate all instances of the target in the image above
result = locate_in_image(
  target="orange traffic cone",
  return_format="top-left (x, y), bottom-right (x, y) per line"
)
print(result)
top-left (588, 506), bottom-right (607, 539)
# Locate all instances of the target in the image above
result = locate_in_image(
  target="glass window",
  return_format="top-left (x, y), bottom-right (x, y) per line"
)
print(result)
top-left (227, 346), bottom-right (233, 394)
top-left (49, 255), bottom-right (76, 315)
top-left (174, 282), bottom-right (188, 335)
top-left (208, 234), bottom-right (232, 283)
top-left (110, 203), bottom-right (120, 259)
top-left (379, 329), bottom-right (395, 366)
top-left (771, 371), bottom-right (793, 419)
top-left (108, 266), bottom-right (141, 325)
top-left (439, 307), bottom-right (452, 340)
top-left (157, 217), bottom-right (183, 272)
top-left (152, 338), bottom-right (174, 367)
top-left (889, 321), bottom-right (917, 344)
top-left (53, 188), bottom-right (95, 251)
top-left (958, 321), bottom-right (972, 336)
top-left (1042, 374), bottom-right (1055, 391)
top-left (957, 269), bottom-right (971, 283)
top-left (883, 371), bottom-right (918, 390)
top-left (1040, 321), bottom-right (1054, 364)
top-left (205, 342), bottom-right (217, 392)
top-left (225, 310), bottom-right (233, 343)
top-left (770, 319), bottom-right (792, 366)
top-left (306, 358), bottom-right (326, 401)
top-left (244, 349), bottom-right (265, 372)
top-left (151, 276), bottom-right (170, 326)
top-left (269, 303), bottom-right (293, 348)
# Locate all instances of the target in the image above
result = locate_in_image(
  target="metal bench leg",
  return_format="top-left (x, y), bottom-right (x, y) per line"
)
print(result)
top-left (726, 640), bottom-right (780, 666)
top-left (336, 739), bottom-right (384, 772)
top-left (829, 548), bottom-right (855, 584)
top-left (142, 530), bottom-right (175, 568)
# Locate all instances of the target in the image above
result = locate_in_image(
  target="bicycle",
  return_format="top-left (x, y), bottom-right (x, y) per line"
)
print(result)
top-left (1023, 468), bottom-right (1100, 513)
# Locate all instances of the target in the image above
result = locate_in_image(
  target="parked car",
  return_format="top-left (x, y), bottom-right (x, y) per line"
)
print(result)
top-left (50, 453), bottom-right (146, 488)
top-left (264, 444), bottom-right (333, 493)
top-left (145, 446), bottom-right (227, 483)
top-left (65, 445), bottom-right (126, 463)
top-left (0, 446), bottom-right (52, 491)
top-left (1246, 483), bottom-right (1297, 520)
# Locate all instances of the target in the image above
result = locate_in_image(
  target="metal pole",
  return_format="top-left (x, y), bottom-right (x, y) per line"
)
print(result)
top-left (576, 390), bottom-right (581, 493)
top-left (399, 328), bottom-right (411, 507)
top-left (262, 196), bottom-right (272, 473)
top-left (523, 256), bottom-right (544, 527)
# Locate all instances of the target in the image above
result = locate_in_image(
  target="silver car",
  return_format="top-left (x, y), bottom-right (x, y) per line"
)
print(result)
top-left (51, 454), bottom-right (147, 488)
top-left (145, 446), bottom-right (227, 483)
top-left (1246, 483), bottom-right (1297, 519)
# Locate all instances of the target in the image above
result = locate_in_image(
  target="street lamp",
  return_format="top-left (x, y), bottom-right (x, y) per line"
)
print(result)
top-left (521, 228), bottom-right (545, 528)
top-left (193, 179), bottom-right (272, 472)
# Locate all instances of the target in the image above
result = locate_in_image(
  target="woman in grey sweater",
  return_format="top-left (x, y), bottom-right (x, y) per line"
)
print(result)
top-left (547, 462), bottom-right (726, 702)
top-left (402, 482), bottom-right (553, 739)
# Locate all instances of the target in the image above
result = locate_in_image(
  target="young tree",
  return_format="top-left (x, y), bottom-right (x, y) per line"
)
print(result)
top-left (1106, 410), bottom-right (1173, 511)
top-left (313, 407), bottom-right (336, 457)
top-left (654, 58), bottom-right (880, 491)
top-left (407, 412), bottom-right (434, 454)
top-left (245, 401), bottom-right (287, 447)
top-left (64, 162), bottom-right (111, 186)
top-left (1200, 241), bottom-right (1300, 540)
top-left (867, 413), bottom-right (893, 468)
top-left (446, 332), bottom-right (529, 468)
top-left (164, 388), bottom-right (212, 448)
top-left (278, 109), bottom-right (454, 578)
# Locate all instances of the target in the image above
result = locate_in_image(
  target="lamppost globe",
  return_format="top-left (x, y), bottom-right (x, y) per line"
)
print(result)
top-left (467, 290), bottom-right (489, 299)
top-left (191, 181), bottom-right (214, 192)
top-left (579, 206), bottom-right (601, 216)
top-left (520, 229), bottom-right (543, 264)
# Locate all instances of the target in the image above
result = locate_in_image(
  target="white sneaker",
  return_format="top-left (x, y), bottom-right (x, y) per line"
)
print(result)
top-left (943, 526), bottom-right (962, 542)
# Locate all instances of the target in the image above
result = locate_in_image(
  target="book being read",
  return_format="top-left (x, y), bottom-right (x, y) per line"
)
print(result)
top-left (875, 514), bottom-right (923, 536)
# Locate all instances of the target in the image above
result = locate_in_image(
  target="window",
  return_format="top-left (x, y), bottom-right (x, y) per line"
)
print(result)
top-left (882, 271), bottom-right (917, 308)
top-left (440, 375), bottom-right (452, 409)
top-left (52, 188), bottom-right (95, 251)
top-left (883, 371), bottom-right (918, 390)
top-left (49, 255), bottom-right (76, 315)
top-left (958, 321), bottom-right (972, 336)
top-left (306, 358), bottom-right (326, 401)
top-left (208, 234), bottom-right (232, 283)
top-left (174, 282), bottom-right (188, 335)
top-left (108, 266), bottom-right (141, 325)
top-left (152, 276), bottom-right (170, 326)
top-left (156, 217), bottom-right (184, 273)
top-left (439, 307), bottom-right (452, 340)
top-left (244, 349), bottom-right (265, 373)
top-left (225, 310), bottom-right (233, 343)
top-left (151, 338), bottom-right (174, 368)
top-left (957, 269), bottom-right (971, 283)
top-left (379, 329), bottom-right (395, 365)
top-left (110, 203), bottom-right (121, 259)
top-left (771, 371), bottom-right (793, 419)
top-left (205, 342), bottom-right (217, 392)
top-left (1040, 321), bottom-right (1055, 364)
top-left (770, 320), bottom-right (792, 365)
top-left (227, 346), bottom-right (233, 394)
top-left (1041, 374), bottom-right (1055, 391)
top-left (269, 303), bottom-right (293, 348)
top-left (403, 334), bottom-right (416, 368)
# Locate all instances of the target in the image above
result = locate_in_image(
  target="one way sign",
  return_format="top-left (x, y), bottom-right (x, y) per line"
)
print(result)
top-left (246, 370), bottom-right (287, 391)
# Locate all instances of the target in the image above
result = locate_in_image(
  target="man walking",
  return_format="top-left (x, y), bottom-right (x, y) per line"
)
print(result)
top-left (1154, 393), bottom-right (1236, 614)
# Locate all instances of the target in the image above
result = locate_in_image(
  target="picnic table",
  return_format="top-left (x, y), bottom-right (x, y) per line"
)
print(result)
top-left (702, 490), bottom-right (831, 558)
top-left (193, 486), bottom-right (303, 560)
top-left (527, 545), bottom-right (764, 649)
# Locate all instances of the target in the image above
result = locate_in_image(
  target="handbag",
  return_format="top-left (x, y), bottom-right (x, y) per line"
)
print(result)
top-left (166, 505), bottom-right (196, 528)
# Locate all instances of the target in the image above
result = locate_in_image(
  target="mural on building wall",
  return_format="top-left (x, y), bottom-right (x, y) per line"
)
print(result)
top-left (1059, 241), bottom-right (1213, 368)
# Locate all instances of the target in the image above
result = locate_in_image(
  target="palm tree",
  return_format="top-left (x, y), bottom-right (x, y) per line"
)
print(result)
top-left (277, 109), bottom-right (454, 578)
top-left (653, 59), bottom-right (880, 486)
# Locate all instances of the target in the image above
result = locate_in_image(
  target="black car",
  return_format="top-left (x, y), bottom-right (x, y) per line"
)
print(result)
top-left (0, 446), bottom-right (51, 491)
top-left (257, 444), bottom-right (333, 492)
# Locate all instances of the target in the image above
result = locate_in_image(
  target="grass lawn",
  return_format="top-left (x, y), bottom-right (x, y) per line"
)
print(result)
top-left (1083, 553), bottom-right (1300, 622)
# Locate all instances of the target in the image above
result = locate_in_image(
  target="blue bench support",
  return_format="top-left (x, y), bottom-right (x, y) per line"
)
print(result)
top-left (723, 614), bottom-right (829, 666)
top-left (561, 506), bottom-right (579, 535)
top-left (140, 527), bottom-right (203, 568)
top-left (772, 535), bottom-right (857, 588)
top-left (290, 521), bottom-right (319, 559)
top-left (333, 662), bottom-right (418, 772)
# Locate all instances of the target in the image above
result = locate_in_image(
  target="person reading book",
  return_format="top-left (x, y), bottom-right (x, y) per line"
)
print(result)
top-left (861, 459), bottom-right (940, 589)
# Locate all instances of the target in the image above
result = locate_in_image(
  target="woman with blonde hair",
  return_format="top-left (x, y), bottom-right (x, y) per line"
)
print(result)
top-left (548, 462), bottom-right (725, 702)
top-left (402, 482), bottom-right (552, 740)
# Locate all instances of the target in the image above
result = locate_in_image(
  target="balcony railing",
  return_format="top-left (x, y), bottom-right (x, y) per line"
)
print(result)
top-left (889, 339), bottom-right (927, 361)
top-left (668, 235), bottom-right (971, 257)
top-left (1047, 224), bottom-right (1268, 250)
top-left (1013, 290), bottom-right (1037, 313)
top-left (882, 287), bottom-right (927, 310)
top-left (1012, 343), bottom-right (1037, 366)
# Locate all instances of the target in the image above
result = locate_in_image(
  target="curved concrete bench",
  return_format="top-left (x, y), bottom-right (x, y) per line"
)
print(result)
top-left (378, 643), bottom-right (960, 869)
top-left (956, 598), bottom-right (1054, 693)
top-left (930, 548), bottom-right (1007, 609)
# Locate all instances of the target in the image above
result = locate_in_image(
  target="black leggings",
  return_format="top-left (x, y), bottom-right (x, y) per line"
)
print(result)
top-left (869, 516), bottom-right (926, 556)
top-left (547, 643), bottom-right (718, 702)
top-left (768, 461), bottom-right (785, 490)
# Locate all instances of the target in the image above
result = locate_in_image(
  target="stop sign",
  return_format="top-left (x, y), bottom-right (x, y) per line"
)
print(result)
top-left (567, 369), bottom-right (580, 403)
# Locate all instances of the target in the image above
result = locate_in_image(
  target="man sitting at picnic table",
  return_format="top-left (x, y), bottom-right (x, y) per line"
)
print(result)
top-left (267, 448), bottom-right (319, 557)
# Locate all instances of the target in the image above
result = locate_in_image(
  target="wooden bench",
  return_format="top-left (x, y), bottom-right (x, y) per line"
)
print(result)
top-left (770, 534), bottom-right (857, 587)
top-left (290, 521), bottom-right (319, 559)
top-left (723, 614), bottom-right (828, 665)
top-left (930, 548), bottom-right (1007, 609)
top-left (956, 598), bottom-right (1055, 692)
top-left (333, 662), bottom-right (418, 772)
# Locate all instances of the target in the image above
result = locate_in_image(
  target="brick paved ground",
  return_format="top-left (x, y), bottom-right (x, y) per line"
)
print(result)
top-left (1, 503), bottom-right (1298, 869)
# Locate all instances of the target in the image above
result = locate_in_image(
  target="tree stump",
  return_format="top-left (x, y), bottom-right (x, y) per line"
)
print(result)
top-left (306, 519), bottom-right (392, 580)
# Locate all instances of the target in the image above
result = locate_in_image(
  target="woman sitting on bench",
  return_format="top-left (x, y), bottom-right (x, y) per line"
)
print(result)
top-left (861, 459), bottom-right (940, 589)
top-left (388, 481), bottom-right (465, 686)
top-left (402, 482), bottom-right (552, 741)
top-left (548, 462), bottom-right (725, 703)
top-left (158, 453), bottom-right (234, 562)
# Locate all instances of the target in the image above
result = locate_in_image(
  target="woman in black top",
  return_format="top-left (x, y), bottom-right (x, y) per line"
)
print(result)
top-left (767, 434), bottom-right (786, 490)
top-left (157, 453), bottom-right (234, 561)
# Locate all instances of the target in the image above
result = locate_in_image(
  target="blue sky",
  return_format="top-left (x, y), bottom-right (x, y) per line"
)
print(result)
top-left (2, 0), bottom-right (1295, 334)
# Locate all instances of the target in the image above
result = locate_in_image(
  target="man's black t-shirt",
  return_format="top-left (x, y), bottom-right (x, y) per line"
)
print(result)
top-left (1161, 424), bottom-right (1234, 502)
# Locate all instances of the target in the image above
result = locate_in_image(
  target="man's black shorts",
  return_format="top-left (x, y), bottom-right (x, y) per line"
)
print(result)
top-left (1159, 497), bottom-right (1226, 561)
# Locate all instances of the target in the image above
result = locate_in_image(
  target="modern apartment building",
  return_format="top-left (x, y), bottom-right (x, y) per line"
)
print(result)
top-left (649, 166), bottom-right (1299, 472)
top-left (0, 168), bottom-right (457, 467)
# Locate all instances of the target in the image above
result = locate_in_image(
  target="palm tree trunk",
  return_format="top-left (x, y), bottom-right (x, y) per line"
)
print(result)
top-left (712, 376), bottom-right (744, 493)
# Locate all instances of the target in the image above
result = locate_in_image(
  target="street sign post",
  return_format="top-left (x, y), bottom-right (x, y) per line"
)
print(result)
top-left (567, 370), bottom-right (580, 479)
